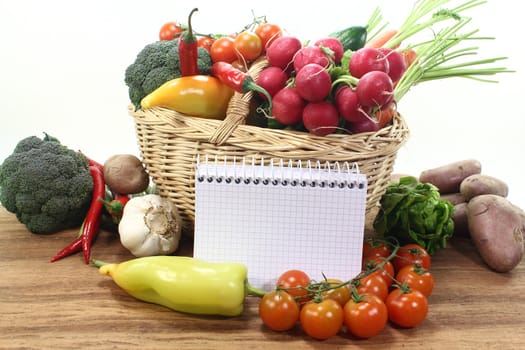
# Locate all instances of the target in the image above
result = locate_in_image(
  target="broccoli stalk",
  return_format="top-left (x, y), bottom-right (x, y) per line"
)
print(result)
top-left (124, 38), bottom-right (212, 109)
top-left (0, 133), bottom-right (93, 234)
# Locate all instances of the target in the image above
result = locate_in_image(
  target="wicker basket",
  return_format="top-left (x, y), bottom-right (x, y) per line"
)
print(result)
top-left (129, 59), bottom-right (410, 234)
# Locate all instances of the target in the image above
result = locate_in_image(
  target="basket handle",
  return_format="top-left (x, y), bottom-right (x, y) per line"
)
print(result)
top-left (208, 58), bottom-right (269, 145)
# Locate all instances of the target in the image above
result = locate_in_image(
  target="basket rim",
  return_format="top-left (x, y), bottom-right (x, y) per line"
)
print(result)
top-left (130, 104), bottom-right (410, 161)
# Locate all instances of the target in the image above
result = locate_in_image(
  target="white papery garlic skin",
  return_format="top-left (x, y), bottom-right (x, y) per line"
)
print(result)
top-left (118, 194), bottom-right (182, 257)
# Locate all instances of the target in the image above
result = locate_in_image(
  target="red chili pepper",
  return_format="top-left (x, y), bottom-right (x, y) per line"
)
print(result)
top-left (211, 61), bottom-right (273, 111)
top-left (179, 8), bottom-right (199, 76)
top-left (81, 165), bottom-right (106, 264)
top-left (86, 157), bottom-right (104, 173)
top-left (50, 236), bottom-right (82, 263)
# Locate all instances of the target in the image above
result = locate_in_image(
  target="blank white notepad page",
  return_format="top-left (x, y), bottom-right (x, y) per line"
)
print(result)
top-left (193, 159), bottom-right (367, 290)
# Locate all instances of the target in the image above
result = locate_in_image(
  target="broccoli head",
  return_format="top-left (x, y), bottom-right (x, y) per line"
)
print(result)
top-left (124, 38), bottom-right (212, 109)
top-left (0, 134), bottom-right (93, 234)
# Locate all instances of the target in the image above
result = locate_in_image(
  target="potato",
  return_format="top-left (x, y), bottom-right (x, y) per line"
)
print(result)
top-left (441, 192), bottom-right (466, 205)
top-left (104, 154), bottom-right (150, 195)
top-left (452, 202), bottom-right (470, 237)
top-left (467, 195), bottom-right (525, 272)
top-left (419, 159), bottom-right (481, 194)
top-left (460, 174), bottom-right (509, 201)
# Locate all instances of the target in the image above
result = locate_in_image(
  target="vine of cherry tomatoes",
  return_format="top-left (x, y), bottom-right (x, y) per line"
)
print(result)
top-left (158, 16), bottom-right (282, 68)
top-left (258, 240), bottom-right (434, 341)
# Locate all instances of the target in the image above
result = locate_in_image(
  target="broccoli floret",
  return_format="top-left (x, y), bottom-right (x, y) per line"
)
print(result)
top-left (124, 38), bottom-right (213, 109)
top-left (197, 47), bottom-right (212, 75)
top-left (0, 134), bottom-right (93, 234)
top-left (141, 66), bottom-right (179, 96)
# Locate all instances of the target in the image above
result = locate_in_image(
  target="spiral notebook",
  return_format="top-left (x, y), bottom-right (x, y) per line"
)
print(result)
top-left (193, 156), bottom-right (367, 290)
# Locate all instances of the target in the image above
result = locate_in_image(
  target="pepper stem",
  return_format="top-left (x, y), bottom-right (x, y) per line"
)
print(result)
top-left (245, 281), bottom-right (267, 298)
top-left (246, 80), bottom-right (273, 113)
top-left (91, 259), bottom-right (109, 268)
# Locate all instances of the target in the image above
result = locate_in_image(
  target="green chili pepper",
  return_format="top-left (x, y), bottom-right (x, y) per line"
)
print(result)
top-left (94, 256), bottom-right (266, 316)
top-left (329, 25), bottom-right (368, 51)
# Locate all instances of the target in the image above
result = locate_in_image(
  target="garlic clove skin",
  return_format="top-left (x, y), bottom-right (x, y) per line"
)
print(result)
top-left (118, 194), bottom-right (182, 257)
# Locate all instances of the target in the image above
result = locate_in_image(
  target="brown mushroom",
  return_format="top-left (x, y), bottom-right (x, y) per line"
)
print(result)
top-left (104, 154), bottom-right (149, 195)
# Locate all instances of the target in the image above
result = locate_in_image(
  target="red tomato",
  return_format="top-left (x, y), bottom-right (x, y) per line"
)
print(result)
top-left (386, 288), bottom-right (429, 328)
top-left (355, 273), bottom-right (389, 302)
top-left (259, 290), bottom-right (300, 331)
top-left (362, 239), bottom-right (391, 261)
top-left (210, 36), bottom-right (237, 63)
top-left (234, 31), bottom-right (263, 62)
top-left (197, 36), bottom-right (215, 52)
top-left (276, 269), bottom-right (311, 303)
top-left (159, 21), bottom-right (183, 41)
top-left (364, 258), bottom-right (395, 287)
top-left (255, 23), bottom-right (283, 51)
top-left (393, 243), bottom-right (432, 272)
top-left (344, 294), bottom-right (388, 338)
top-left (396, 265), bottom-right (435, 297)
top-left (300, 299), bottom-right (344, 340)
top-left (321, 279), bottom-right (350, 307)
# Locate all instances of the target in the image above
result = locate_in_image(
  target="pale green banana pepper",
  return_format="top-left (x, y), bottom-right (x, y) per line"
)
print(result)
top-left (96, 256), bottom-right (265, 317)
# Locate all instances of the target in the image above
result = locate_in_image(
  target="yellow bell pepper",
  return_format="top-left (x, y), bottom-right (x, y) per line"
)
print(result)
top-left (95, 256), bottom-right (265, 317)
top-left (140, 75), bottom-right (234, 120)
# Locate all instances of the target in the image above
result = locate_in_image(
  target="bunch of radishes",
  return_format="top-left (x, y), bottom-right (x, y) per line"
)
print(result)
top-left (255, 35), bottom-right (408, 136)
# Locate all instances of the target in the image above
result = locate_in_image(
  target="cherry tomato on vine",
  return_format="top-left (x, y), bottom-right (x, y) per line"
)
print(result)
top-left (255, 23), bottom-right (283, 50)
top-left (197, 36), bottom-right (215, 52)
top-left (354, 273), bottom-right (389, 302)
top-left (362, 239), bottom-right (391, 262)
top-left (276, 269), bottom-right (311, 303)
top-left (343, 293), bottom-right (388, 339)
top-left (364, 258), bottom-right (395, 287)
top-left (396, 265), bottom-right (435, 297)
top-left (258, 290), bottom-right (300, 331)
top-left (210, 36), bottom-right (237, 63)
top-left (234, 31), bottom-right (263, 62)
top-left (393, 243), bottom-right (432, 272)
top-left (300, 299), bottom-right (344, 340)
top-left (386, 287), bottom-right (429, 328)
top-left (159, 21), bottom-right (183, 41)
top-left (321, 279), bottom-right (350, 307)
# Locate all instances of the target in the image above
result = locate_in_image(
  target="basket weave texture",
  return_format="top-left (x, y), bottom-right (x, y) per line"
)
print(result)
top-left (129, 59), bottom-right (410, 234)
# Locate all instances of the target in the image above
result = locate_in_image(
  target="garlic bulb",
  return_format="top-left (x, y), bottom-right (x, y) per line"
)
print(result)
top-left (118, 194), bottom-right (182, 257)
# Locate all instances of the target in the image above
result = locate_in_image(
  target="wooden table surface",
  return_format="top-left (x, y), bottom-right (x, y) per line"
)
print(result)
top-left (1, 206), bottom-right (524, 350)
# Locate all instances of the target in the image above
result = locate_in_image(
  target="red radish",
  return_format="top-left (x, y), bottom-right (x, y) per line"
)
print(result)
top-left (266, 36), bottom-right (302, 72)
top-left (302, 101), bottom-right (340, 136)
top-left (295, 63), bottom-right (332, 102)
top-left (346, 114), bottom-right (380, 134)
top-left (293, 46), bottom-right (330, 73)
top-left (256, 66), bottom-right (289, 98)
top-left (378, 47), bottom-right (406, 83)
top-left (272, 87), bottom-right (305, 125)
top-left (334, 85), bottom-right (361, 122)
top-left (314, 37), bottom-right (344, 64)
top-left (349, 47), bottom-right (389, 78)
top-left (356, 70), bottom-right (394, 108)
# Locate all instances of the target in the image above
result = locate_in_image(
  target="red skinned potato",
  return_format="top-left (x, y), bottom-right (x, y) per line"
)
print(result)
top-left (419, 159), bottom-right (482, 194)
top-left (452, 202), bottom-right (470, 237)
top-left (467, 195), bottom-right (525, 272)
top-left (441, 192), bottom-right (466, 206)
top-left (104, 154), bottom-right (150, 195)
top-left (460, 174), bottom-right (509, 201)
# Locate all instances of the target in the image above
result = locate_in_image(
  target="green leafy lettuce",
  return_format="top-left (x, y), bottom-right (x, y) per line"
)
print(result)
top-left (373, 176), bottom-right (455, 254)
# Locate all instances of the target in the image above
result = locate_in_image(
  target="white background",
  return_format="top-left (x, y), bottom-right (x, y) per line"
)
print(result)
top-left (1, 0), bottom-right (523, 210)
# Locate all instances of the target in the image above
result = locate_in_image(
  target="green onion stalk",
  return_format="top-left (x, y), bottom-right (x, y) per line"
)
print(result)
top-left (365, 0), bottom-right (513, 101)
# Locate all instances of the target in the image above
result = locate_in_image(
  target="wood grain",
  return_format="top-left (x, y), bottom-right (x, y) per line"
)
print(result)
top-left (1, 206), bottom-right (524, 349)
